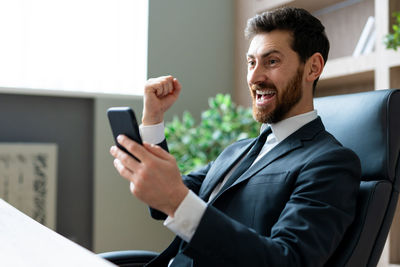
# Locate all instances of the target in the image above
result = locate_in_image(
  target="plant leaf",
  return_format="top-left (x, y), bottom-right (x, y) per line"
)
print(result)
top-left (165, 94), bottom-right (260, 174)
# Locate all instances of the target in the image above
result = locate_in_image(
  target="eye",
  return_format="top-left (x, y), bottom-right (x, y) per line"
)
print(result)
top-left (247, 59), bottom-right (255, 67)
top-left (267, 58), bottom-right (279, 65)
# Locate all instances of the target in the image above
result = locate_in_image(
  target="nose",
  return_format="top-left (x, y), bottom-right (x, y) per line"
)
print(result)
top-left (247, 63), bottom-right (266, 85)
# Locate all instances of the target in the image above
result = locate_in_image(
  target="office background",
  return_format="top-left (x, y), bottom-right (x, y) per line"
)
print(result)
top-left (1, 0), bottom-right (400, 265)
top-left (0, 0), bottom-right (235, 253)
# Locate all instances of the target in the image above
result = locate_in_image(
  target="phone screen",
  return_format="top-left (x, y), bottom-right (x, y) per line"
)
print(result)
top-left (107, 107), bottom-right (143, 159)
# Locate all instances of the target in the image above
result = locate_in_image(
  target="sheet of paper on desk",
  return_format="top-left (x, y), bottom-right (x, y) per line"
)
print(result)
top-left (0, 143), bottom-right (57, 229)
top-left (0, 199), bottom-right (116, 267)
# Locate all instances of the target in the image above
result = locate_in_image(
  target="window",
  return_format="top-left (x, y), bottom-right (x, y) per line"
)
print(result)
top-left (0, 0), bottom-right (148, 96)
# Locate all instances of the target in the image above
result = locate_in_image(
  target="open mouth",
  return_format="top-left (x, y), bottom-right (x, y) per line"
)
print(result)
top-left (256, 89), bottom-right (276, 106)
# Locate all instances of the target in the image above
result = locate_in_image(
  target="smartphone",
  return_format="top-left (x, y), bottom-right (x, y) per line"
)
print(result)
top-left (107, 107), bottom-right (143, 160)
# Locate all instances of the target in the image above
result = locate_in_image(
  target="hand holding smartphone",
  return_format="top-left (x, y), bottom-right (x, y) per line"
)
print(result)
top-left (107, 107), bottom-right (142, 161)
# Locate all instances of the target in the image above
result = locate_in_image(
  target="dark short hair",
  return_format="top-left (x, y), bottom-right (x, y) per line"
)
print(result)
top-left (245, 7), bottom-right (330, 92)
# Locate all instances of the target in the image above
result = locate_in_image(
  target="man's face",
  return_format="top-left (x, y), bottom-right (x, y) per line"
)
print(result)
top-left (246, 30), bottom-right (305, 124)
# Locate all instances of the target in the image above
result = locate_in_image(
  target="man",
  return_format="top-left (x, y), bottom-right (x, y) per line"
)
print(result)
top-left (110, 7), bottom-right (361, 266)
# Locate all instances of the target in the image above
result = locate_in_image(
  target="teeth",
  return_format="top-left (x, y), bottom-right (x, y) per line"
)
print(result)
top-left (256, 90), bottom-right (275, 95)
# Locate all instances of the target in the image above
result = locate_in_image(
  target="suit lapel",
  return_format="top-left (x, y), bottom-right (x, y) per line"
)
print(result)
top-left (232, 137), bottom-right (302, 187)
top-left (211, 117), bottom-right (324, 202)
top-left (198, 137), bottom-right (257, 200)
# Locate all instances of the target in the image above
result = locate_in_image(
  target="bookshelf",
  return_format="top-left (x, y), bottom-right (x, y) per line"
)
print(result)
top-left (234, 0), bottom-right (400, 266)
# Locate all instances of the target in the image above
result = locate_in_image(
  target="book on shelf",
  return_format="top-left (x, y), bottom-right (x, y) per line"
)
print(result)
top-left (363, 28), bottom-right (376, 55)
top-left (353, 16), bottom-right (375, 57)
top-left (353, 16), bottom-right (376, 57)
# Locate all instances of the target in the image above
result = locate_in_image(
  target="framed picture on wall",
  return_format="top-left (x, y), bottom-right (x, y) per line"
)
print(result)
top-left (0, 143), bottom-right (58, 229)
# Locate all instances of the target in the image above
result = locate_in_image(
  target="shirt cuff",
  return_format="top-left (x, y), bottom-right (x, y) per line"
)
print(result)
top-left (139, 121), bottom-right (165, 144)
top-left (164, 190), bottom-right (207, 242)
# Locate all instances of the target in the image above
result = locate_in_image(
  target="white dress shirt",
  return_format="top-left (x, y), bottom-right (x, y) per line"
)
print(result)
top-left (139, 110), bottom-right (318, 243)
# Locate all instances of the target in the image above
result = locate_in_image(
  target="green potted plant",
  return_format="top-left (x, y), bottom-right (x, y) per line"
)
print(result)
top-left (165, 94), bottom-right (260, 174)
top-left (384, 12), bottom-right (400, 51)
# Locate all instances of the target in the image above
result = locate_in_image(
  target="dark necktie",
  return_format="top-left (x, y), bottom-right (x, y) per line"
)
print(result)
top-left (170, 128), bottom-right (271, 267)
top-left (210, 127), bottom-right (271, 202)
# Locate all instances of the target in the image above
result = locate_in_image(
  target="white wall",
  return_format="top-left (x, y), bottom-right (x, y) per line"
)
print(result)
top-left (93, 0), bottom-right (235, 253)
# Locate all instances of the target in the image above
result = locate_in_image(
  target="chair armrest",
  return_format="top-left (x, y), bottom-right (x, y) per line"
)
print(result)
top-left (98, 250), bottom-right (159, 267)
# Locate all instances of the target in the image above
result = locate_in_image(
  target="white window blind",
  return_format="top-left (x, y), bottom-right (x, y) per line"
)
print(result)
top-left (0, 0), bottom-right (148, 96)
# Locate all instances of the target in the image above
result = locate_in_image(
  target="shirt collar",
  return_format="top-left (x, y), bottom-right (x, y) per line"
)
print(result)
top-left (260, 110), bottom-right (318, 143)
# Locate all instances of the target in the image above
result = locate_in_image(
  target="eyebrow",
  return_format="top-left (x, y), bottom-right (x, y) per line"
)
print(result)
top-left (246, 49), bottom-right (282, 59)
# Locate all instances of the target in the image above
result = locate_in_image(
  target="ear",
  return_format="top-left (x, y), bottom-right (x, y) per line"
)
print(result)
top-left (305, 52), bottom-right (324, 83)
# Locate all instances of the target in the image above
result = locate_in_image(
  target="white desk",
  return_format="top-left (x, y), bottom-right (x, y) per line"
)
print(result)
top-left (0, 199), bottom-right (115, 267)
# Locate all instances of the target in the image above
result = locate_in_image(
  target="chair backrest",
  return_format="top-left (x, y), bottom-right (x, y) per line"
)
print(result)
top-left (314, 89), bottom-right (400, 267)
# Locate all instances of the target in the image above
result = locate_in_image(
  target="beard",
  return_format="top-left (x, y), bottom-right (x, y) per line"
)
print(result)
top-left (250, 66), bottom-right (304, 124)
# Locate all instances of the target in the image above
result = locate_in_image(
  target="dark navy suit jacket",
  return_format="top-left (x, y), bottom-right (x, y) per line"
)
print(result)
top-left (148, 117), bottom-right (361, 267)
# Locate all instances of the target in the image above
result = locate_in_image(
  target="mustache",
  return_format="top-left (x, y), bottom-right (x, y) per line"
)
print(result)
top-left (250, 82), bottom-right (277, 91)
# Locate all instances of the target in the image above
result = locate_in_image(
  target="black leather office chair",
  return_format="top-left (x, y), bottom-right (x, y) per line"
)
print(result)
top-left (100, 89), bottom-right (400, 267)
top-left (316, 89), bottom-right (400, 266)
top-left (99, 250), bottom-right (158, 267)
